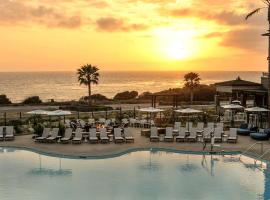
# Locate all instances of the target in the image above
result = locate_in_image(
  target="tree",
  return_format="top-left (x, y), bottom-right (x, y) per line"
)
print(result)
top-left (77, 64), bottom-right (100, 105)
top-left (183, 72), bottom-right (201, 104)
top-left (246, 0), bottom-right (270, 126)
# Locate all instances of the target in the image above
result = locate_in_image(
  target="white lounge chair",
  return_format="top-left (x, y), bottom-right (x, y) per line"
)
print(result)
top-left (176, 127), bottom-right (186, 142)
top-left (124, 128), bottom-right (134, 143)
top-left (88, 118), bottom-right (95, 125)
top-left (227, 128), bottom-right (238, 143)
top-left (150, 127), bottom-right (159, 142)
top-left (46, 128), bottom-right (59, 143)
top-left (5, 126), bottom-right (15, 141)
top-left (105, 119), bottom-right (111, 127)
top-left (122, 118), bottom-right (129, 125)
top-left (35, 128), bottom-right (51, 142)
top-left (114, 128), bottom-right (124, 143)
top-left (60, 128), bottom-right (73, 144)
top-left (78, 119), bottom-right (86, 128)
top-left (72, 128), bottom-right (83, 144)
top-left (214, 127), bottom-right (222, 143)
top-left (186, 122), bottom-right (193, 130)
top-left (89, 128), bottom-right (98, 143)
top-left (196, 122), bottom-right (204, 134)
top-left (203, 127), bottom-right (213, 143)
top-left (173, 122), bottom-right (181, 135)
top-left (100, 128), bottom-right (109, 143)
top-left (0, 127), bottom-right (4, 141)
top-left (187, 128), bottom-right (197, 142)
top-left (207, 122), bottom-right (215, 129)
top-left (99, 118), bottom-right (106, 124)
top-left (164, 127), bottom-right (174, 142)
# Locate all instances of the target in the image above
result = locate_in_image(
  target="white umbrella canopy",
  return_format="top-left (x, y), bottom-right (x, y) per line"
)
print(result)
top-left (232, 100), bottom-right (241, 105)
top-left (245, 107), bottom-right (270, 112)
top-left (138, 107), bottom-right (164, 113)
top-left (26, 110), bottom-right (49, 115)
top-left (221, 104), bottom-right (243, 109)
top-left (47, 110), bottom-right (72, 116)
top-left (174, 108), bottom-right (202, 131)
top-left (174, 108), bottom-right (203, 114)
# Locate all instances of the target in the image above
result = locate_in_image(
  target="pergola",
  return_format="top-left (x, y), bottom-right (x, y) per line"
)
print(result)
top-left (215, 76), bottom-right (267, 107)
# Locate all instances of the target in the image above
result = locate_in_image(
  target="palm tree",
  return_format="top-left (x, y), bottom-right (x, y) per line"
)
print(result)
top-left (184, 72), bottom-right (201, 105)
top-left (246, 0), bottom-right (270, 115)
top-left (77, 64), bottom-right (100, 105)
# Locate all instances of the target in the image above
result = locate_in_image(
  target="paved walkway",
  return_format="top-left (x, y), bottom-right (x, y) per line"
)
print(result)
top-left (0, 128), bottom-right (270, 160)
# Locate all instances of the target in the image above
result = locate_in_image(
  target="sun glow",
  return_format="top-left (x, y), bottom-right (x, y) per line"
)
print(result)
top-left (154, 28), bottom-right (197, 60)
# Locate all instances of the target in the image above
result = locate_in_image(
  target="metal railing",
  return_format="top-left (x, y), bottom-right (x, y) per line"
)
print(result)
top-left (257, 148), bottom-right (270, 160)
top-left (239, 142), bottom-right (264, 159)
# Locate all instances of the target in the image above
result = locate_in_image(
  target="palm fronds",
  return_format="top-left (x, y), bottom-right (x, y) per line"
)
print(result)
top-left (245, 8), bottom-right (262, 20)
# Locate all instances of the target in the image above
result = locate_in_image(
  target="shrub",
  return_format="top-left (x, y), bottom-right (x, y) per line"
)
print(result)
top-left (8, 119), bottom-right (24, 134)
top-left (0, 94), bottom-right (11, 104)
top-left (33, 124), bottom-right (44, 136)
top-left (80, 94), bottom-right (109, 102)
top-left (23, 96), bottom-right (42, 104)
top-left (113, 91), bottom-right (138, 100)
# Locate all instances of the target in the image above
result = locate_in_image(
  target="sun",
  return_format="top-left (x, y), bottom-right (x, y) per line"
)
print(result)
top-left (153, 28), bottom-right (197, 60)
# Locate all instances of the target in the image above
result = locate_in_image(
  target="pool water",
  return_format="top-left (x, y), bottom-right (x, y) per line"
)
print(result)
top-left (0, 148), bottom-right (269, 200)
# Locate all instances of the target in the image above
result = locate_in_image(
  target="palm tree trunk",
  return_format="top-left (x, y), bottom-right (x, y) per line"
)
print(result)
top-left (88, 83), bottom-right (91, 106)
top-left (190, 89), bottom-right (194, 105)
top-left (267, 5), bottom-right (270, 127)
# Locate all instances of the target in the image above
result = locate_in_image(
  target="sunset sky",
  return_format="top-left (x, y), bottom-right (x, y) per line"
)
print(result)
top-left (0, 0), bottom-right (268, 71)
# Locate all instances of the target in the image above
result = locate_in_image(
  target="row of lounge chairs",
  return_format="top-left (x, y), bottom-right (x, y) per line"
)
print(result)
top-left (35, 127), bottom-right (134, 144)
top-left (0, 126), bottom-right (15, 141)
top-left (150, 127), bottom-right (237, 143)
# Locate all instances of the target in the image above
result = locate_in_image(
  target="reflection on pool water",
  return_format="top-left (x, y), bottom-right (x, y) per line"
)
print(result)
top-left (0, 147), bottom-right (269, 200)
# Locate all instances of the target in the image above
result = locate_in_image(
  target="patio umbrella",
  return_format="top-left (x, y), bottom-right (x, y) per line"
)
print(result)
top-left (47, 110), bottom-right (72, 124)
top-left (26, 110), bottom-right (49, 115)
top-left (245, 107), bottom-right (269, 128)
top-left (138, 107), bottom-right (164, 113)
top-left (174, 108), bottom-right (202, 131)
top-left (138, 107), bottom-right (164, 125)
top-left (26, 110), bottom-right (49, 125)
top-left (221, 104), bottom-right (244, 127)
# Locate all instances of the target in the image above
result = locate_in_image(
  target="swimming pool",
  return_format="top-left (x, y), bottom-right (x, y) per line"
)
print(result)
top-left (0, 147), bottom-right (269, 200)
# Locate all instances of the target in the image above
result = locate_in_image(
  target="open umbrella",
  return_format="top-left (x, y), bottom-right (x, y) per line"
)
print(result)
top-left (221, 104), bottom-right (244, 127)
top-left (26, 110), bottom-right (49, 125)
top-left (47, 110), bottom-right (72, 124)
top-left (174, 108), bottom-right (202, 131)
top-left (245, 107), bottom-right (269, 128)
top-left (138, 107), bottom-right (164, 113)
top-left (27, 110), bottom-right (49, 115)
top-left (138, 107), bottom-right (164, 126)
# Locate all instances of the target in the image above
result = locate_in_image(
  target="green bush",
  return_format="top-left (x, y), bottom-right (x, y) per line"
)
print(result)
top-left (8, 119), bottom-right (24, 134)
top-left (23, 96), bottom-right (42, 104)
top-left (0, 94), bottom-right (11, 104)
top-left (33, 124), bottom-right (44, 136)
top-left (114, 91), bottom-right (138, 100)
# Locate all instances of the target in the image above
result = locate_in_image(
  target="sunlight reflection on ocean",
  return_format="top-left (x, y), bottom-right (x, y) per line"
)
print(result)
top-left (0, 71), bottom-right (262, 102)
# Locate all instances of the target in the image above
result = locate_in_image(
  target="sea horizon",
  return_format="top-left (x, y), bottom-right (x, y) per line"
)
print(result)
top-left (0, 71), bottom-right (264, 103)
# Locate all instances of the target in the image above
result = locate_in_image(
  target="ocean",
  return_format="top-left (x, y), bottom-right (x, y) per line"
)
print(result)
top-left (0, 71), bottom-right (263, 103)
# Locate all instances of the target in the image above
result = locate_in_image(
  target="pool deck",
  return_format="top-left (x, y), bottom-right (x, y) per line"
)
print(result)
top-left (0, 128), bottom-right (270, 159)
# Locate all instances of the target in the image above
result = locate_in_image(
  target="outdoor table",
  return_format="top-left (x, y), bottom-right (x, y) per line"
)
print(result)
top-left (141, 129), bottom-right (150, 137)
top-left (222, 134), bottom-right (228, 142)
top-left (157, 128), bottom-right (166, 135)
top-left (108, 134), bottom-right (114, 142)
top-left (197, 134), bottom-right (203, 142)
top-left (56, 135), bottom-right (62, 143)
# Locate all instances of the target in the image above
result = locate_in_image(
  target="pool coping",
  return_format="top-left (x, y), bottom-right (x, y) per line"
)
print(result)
top-left (0, 144), bottom-right (242, 159)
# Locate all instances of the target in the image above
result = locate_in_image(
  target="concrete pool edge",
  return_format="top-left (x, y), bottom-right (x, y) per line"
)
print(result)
top-left (0, 144), bottom-right (242, 159)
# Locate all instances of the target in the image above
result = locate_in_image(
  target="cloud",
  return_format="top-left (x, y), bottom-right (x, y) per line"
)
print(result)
top-left (96, 17), bottom-right (148, 32)
top-left (220, 27), bottom-right (267, 52)
top-left (0, 0), bottom-right (82, 28)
